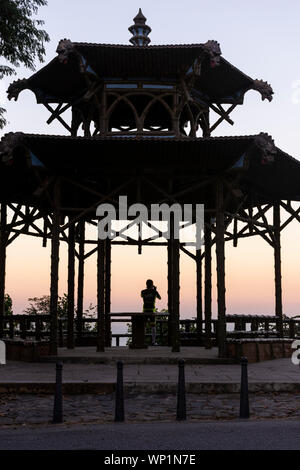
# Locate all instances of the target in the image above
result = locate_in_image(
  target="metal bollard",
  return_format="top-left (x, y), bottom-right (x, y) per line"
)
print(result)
top-left (115, 361), bottom-right (125, 422)
top-left (52, 361), bottom-right (63, 424)
top-left (239, 356), bottom-right (250, 419)
top-left (176, 359), bottom-right (186, 421)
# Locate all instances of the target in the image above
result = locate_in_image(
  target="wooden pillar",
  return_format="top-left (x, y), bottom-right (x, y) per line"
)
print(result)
top-left (204, 218), bottom-right (212, 349)
top-left (105, 238), bottom-right (112, 347)
top-left (97, 239), bottom-right (105, 352)
top-left (76, 219), bottom-right (85, 341)
top-left (274, 203), bottom-right (283, 336)
top-left (0, 203), bottom-right (7, 338)
top-left (216, 180), bottom-right (227, 358)
top-left (50, 181), bottom-right (60, 355)
top-left (67, 220), bottom-right (75, 349)
top-left (167, 237), bottom-right (173, 347)
top-left (171, 214), bottom-right (180, 353)
top-left (196, 248), bottom-right (202, 343)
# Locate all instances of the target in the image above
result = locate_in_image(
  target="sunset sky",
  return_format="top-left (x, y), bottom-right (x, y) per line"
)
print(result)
top-left (1, 0), bottom-right (300, 319)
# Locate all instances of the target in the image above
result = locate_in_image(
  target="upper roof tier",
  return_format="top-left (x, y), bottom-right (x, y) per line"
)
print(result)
top-left (7, 40), bottom-right (273, 106)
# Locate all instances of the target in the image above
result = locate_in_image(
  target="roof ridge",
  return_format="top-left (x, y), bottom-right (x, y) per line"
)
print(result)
top-left (2, 132), bottom-right (262, 142)
top-left (73, 42), bottom-right (206, 49)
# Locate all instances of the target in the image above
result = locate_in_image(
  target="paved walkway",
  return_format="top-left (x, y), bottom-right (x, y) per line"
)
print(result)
top-left (0, 357), bottom-right (300, 428)
top-left (0, 392), bottom-right (300, 427)
top-left (0, 357), bottom-right (300, 393)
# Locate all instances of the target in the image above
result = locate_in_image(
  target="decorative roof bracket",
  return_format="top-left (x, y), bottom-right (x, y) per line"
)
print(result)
top-left (254, 132), bottom-right (277, 164)
top-left (7, 79), bottom-right (29, 101)
top-left (186, 40), bottom-right (222, 91)
top-left (252, 79), bottom-right (274, 102)
top-left (0, 132), bottom-right (24, 164)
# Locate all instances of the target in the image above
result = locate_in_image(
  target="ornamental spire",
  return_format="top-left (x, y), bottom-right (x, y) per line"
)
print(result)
top-left (128, 8), bottom-right (151, 46)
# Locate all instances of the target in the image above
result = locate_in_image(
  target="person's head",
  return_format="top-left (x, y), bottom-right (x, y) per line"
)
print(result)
top-left (146, 279), bottom-right (154, 288)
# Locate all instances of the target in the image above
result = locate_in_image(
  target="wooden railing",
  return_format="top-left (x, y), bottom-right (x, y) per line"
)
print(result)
top-left (1, 313), bottom-right (300, 346)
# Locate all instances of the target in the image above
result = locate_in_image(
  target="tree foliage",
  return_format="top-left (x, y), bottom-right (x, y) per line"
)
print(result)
top-left (24, 294), bottom-right (68, 317)
top-left (0, 0), bottom-right (50, 128)
top-left (4, 293), bottom-right (13, 314)
top-left (23, 294), bottom-right (97, 331)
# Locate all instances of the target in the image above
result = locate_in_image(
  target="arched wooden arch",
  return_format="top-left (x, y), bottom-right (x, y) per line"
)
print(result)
top-left (107, 94), bottom-right (140, 131)
top-left (141, 94), bottom-right (174, 131)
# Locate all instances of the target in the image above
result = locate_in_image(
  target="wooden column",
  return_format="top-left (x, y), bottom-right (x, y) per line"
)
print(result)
top-left (67, 220), bottom-right (75, 349)
top-left (50, 181), bottom-right (60, 355)
top-left (167, 237), bottom-right (173, 347)
top-left (97, 239), bottom-right (105, 352)
top-left (105, 238), bottom-right (112, 347)
top-left (171, 213), bottom-right (180, 352)
top-left (204, 218), bottom-right (212, 349)
top-left (196, 248), bottom-right (202, 343)
top-left (0, 203), bottom-right (7, 338)
top-left (274, 203), bottom-right (283, 336)
top-left (76, 219), bottom-right (85, 341)
top-left (216, 180), bottom-right (227, 358)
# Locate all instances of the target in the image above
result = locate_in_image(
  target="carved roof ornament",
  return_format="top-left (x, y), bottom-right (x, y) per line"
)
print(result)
top-left (192, 40), bottom-right (222, 78)
top-left (56, 39), bottom-right (74, 64)
top-left (7, 79), bottom-right (29, 101)
top-left (202, 40), bottom-right (222, 68)
top-left (252, 79), bottom-right (274, 102)
top-left (0, 132), bottom-right (24, 164)
top-left (129, 9), bottom-right (151, 46)
top-left (254, 132), bottom-right (277, 164)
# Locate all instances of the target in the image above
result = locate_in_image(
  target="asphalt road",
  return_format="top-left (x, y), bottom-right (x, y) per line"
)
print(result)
top-left (0, 420), bottom-right (300, 450)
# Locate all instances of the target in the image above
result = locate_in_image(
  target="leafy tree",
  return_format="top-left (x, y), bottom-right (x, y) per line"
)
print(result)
top-left (4, 293), bottom-right (13, 314)
top-left (0, 0), bottom-right (50, 128)
top-left (24, 294), bottom-right (68, 317)
top-left (24, 294), bottom-right (97, 331)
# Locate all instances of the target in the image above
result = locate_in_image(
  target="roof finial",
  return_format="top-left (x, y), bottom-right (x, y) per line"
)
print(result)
top-left (129, 8), bottom-right (151, 46)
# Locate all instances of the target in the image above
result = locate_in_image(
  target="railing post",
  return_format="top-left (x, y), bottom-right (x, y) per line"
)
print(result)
top-left (53, 361), bottom-right (63, 424)
top-left (289, 320), bottom-right (295, 339)
top-left (8, 318), bottom-right (14, 339)
top-left (20, 318), bottom-right (27, 340)
top-left (176, 359), bottom-right (186, 421)
top-left (35, 317), bottom-right (41, 341)
top-left (239, 356), bottom-right (250, 419)
top-left (115, 361), bottom-right (125, 422)
top-left (58, 319), bottom-right (64, 347)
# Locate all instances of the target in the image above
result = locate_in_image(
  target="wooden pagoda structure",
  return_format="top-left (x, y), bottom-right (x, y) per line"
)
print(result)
top-left (1, 9), bottom-right (300, 358)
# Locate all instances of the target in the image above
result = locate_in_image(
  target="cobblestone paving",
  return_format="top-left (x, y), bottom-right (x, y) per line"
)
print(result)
top-left (1, 392), bottom-right (300, 427)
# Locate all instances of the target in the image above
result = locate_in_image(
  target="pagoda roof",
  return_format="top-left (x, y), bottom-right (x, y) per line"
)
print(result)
top-left (1, 133), bottom-right (299, 209)
top-left (8, 42), bottom-right (273, 105)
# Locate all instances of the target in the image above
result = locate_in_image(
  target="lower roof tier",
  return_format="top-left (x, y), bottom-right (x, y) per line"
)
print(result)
top-left (0, 133), bottom-right (299, 212)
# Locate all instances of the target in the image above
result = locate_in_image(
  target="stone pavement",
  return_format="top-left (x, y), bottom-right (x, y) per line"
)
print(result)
top-left (0, 356), bottom-right (300, 393)
top-left (1, 392), bottom-right (300, 427)
top-left (1, 356), bottom-right (300, 427)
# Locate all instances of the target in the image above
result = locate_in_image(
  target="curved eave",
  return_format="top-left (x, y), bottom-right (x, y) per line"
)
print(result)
top-left (8, 43), bottom-right (272, 105)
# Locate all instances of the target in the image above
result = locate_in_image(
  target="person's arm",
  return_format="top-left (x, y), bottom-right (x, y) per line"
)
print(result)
top-left (155, 288), bottom-right (161, 300)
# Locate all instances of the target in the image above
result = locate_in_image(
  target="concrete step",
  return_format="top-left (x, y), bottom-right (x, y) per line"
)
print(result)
top-left (39, 346), bottom-right (237, 365)
top-left (40, 355), bottom-right (236, 365)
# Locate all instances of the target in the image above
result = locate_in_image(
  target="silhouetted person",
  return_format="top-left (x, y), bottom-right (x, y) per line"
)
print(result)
top-left (141, 279), bottom-right (161, 345)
